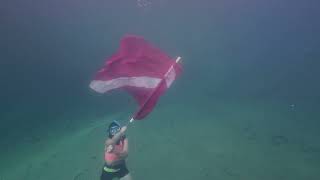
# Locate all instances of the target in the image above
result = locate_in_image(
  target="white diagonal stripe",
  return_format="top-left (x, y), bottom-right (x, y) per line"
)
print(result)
top-left (90, 76), bottom-right (162, 93)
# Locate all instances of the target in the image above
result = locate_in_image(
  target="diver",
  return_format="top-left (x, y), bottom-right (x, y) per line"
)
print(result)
top-left (100, 120), bottom-right (132, 180)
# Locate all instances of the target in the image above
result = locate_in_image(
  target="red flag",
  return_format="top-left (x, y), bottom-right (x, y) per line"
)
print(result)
top-left (90, 35), bottom-right (182, 120)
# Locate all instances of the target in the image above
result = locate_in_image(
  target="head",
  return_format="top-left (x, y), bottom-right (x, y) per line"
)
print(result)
top-left (108, 120), bottom-right (121, 138)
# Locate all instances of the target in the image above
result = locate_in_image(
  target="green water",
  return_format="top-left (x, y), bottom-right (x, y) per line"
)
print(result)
top-left (1, 0), bottom-right (319, 179)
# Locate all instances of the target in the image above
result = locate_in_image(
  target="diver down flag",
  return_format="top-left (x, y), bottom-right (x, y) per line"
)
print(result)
top-left (89, 35), bottom-right (182, 120)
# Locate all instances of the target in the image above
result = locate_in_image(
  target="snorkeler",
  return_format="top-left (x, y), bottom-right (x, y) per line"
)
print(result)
top-left (100, 121), bottom-right (132, 180)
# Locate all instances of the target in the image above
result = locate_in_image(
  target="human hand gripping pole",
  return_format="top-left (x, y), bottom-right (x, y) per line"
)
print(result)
top-left (125, 56), bottom-right (182, 126)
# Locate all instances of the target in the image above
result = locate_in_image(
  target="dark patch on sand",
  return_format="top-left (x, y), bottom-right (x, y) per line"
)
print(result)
top-left (73, 169), bottom-right (89, 180)
top-left (243, 126), bottom-right (258, 142)
top-left (91, 155), bottom-right (97, 160)
top-left (271, 135), bottom-right (289, 146)
top-left (222, 167), bottom-right (239, 177)
top-left (24, 136), bottom-right (41, 144)
top-left (301, 144), bottom-right (320, 154)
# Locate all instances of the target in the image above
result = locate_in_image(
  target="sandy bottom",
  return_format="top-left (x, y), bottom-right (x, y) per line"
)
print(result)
top-left (1, 99), bottom-right (320, 180)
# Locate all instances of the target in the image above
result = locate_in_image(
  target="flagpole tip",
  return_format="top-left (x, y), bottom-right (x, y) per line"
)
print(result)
top-left (175, 57), bottom-right (181, 63)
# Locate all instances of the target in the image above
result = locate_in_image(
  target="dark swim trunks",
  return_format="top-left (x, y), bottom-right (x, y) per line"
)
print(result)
top-left (100, 162), bottom-right (129, 180)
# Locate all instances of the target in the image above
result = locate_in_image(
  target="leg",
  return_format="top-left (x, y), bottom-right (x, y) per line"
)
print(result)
top-left (120, 173), bottom-right (132, 180)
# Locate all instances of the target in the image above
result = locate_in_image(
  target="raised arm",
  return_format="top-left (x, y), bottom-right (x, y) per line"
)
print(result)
top-left (105, 126), bottom-right (127, 152)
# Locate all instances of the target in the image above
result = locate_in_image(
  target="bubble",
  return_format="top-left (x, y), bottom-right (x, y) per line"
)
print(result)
top-left (137, 0), bottom-right (152, 8)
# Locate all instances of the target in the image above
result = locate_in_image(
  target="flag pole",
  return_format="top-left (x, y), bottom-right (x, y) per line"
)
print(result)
top-left (126, 56), bottom-right (181, 126)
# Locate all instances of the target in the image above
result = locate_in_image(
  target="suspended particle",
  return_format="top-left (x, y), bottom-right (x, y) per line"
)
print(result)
top-left (137, 0), bottom-right (152, 8)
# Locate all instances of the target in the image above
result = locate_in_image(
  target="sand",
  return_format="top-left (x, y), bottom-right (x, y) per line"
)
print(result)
top-left (1, 99), bottom-right (320, 180)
